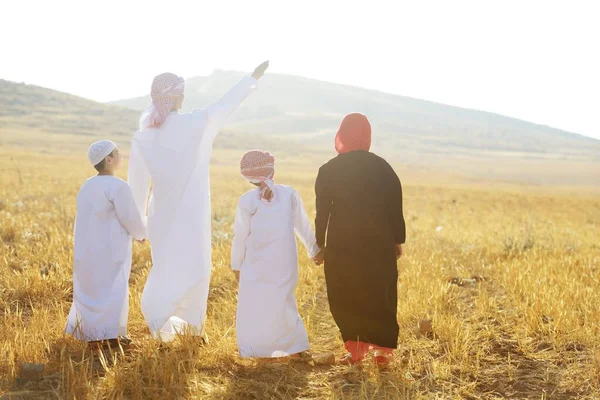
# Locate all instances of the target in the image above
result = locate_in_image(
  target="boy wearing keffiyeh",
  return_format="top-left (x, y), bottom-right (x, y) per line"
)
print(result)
top-left (230, 150), bottom-right (320, 359)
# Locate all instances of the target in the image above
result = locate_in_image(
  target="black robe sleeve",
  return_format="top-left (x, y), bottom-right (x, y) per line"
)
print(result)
top-left (315, 166), bottom-right (332, 248)
top-left (386, 164), bottom-right (406, 245)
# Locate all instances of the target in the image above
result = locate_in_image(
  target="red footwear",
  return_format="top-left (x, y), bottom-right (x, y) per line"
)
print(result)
top-left (373, 349), bottom-right (392, 368)
top-left (344, 341), bottom-right (370, 362)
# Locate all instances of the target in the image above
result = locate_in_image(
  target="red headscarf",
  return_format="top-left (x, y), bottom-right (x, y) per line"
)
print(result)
top-left (335, 113), bottom-right (372, 154)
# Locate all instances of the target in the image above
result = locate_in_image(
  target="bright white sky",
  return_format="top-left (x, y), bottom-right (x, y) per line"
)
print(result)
top-left (1, 0), bottom-right (598, 139)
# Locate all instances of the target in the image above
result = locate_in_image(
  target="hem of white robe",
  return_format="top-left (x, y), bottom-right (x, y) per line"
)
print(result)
top-left (65, 324), bottom-right (127, 341)
top-left (238, 341), bottom-right (310, 359)
top-left (150, 316), bottom-right (205, 342)
top-left (65, 305), bottom-right (127, 341)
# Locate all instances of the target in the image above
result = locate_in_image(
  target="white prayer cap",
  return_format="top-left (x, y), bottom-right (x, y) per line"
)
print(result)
top-left (87, 140), bottom-right (117, 166)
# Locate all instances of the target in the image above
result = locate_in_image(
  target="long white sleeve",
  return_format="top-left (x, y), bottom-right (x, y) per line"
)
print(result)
top-left (113, 184), bottom-right (147, 241)
top-left (292, 191), bottom-right (320, 259)
top-left (127, 139), bottom-right (152, 220)
top-left (231, 202), bottom-right (252, 271)
top-left (202, 76), bottom-right (258, 140)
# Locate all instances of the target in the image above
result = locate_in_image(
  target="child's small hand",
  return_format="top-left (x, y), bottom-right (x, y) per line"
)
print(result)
top-left (136, 239), bottom-right (146, 243)
top-left (313, 249), bottom-right (325, 266)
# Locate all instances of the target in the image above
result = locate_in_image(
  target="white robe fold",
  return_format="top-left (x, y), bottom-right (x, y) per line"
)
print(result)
top-left (128, 76), bottom-right (257, 341)
top-left (231, 185), bottom-right (320, 358)
top-left (66, 176), bottom-right (147, 341)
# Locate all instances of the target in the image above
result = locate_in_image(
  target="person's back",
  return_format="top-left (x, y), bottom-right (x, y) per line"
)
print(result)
top-left (318, 151), bottom-right (398, 252)
top-left (234, 185), bottom-right (303, 284)
top-left (74, 176), bottom-right (137, 265)
top-left (131, 111), bottom-right (214, 243)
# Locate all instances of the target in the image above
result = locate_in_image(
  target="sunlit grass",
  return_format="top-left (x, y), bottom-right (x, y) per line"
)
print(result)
top-left (1, 148), bottom-right (599, 399)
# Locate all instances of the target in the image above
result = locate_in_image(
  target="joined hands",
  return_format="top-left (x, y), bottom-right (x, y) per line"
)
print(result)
top-left (312, 249), bottom-right (325, 266)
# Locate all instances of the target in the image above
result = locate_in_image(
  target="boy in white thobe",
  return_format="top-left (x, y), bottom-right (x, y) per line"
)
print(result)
top-left (231, 150), bottom-right (320, 359)
top-left (66, 140), bottom-right (147, 347)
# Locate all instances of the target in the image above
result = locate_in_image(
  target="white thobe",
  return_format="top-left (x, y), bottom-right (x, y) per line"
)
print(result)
top-left (128, 76), bottom-right (257, 341)
top-left (66, 176), bottom-right (146, 341)
top-left (231, 185), bottom-right (320, 358)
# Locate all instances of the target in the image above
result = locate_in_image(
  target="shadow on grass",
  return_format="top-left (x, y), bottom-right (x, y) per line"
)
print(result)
top-left (325, 357), bottom-right (419, 400)
top-left (213, 359), bottom-right (313, 400)
top-left (4, 336), bottom-right (120, 399)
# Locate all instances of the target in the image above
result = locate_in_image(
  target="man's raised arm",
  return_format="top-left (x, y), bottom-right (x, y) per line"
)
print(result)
top-left (202, 61), bottom-right (269, 138)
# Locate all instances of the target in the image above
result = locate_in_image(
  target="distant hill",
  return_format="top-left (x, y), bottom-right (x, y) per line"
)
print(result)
top-left (0, 79), bottom-right (285, 153)
top-left (1, 76), bottom-right (598, 186)
top-left (112, 70), bottom-right (600, 161)
top-left (0, 79), bottom-right (139, 151)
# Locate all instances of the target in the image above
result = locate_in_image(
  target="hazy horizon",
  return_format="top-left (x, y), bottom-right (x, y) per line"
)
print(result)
top-left (1, 0), bottom-right (598, 139)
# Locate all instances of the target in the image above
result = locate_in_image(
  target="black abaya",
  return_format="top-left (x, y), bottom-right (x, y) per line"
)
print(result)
top-left (315, 151), bottom-right (406, 348)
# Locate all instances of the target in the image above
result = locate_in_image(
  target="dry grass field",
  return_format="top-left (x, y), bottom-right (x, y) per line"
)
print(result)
top-left (1, 147), bottom-right (599, 399)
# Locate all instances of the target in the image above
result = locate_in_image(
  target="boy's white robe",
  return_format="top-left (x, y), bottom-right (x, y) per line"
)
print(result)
top-left (66, 176), bottom-right (146, 341)
top-left (231, 185), bottom-right (320, 358)
top-left (128, 77), bottom-right (257, 340)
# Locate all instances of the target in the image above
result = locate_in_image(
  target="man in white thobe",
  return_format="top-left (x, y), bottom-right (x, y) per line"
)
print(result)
top-left (66, 140), bottom-right (147, 343)
top-left (128, 61), bottom-right (269, 341)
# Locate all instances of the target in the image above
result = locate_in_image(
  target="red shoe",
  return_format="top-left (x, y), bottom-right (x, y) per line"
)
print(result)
top-left (373, 349), bottom-right (392, 368)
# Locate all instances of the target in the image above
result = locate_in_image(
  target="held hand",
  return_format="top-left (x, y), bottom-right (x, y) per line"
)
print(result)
top-left (251, 60), bottom-right (269, 80)
top-left (313, 249), bottom-right (325, 266)
top-left (396, 244), bottom-right (403, 260)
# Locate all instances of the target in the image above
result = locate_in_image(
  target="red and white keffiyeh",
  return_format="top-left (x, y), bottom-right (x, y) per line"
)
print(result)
top-left (240, 150), bottom-right (276, 202)
top-left (139, 73), bottom-right (185, 130)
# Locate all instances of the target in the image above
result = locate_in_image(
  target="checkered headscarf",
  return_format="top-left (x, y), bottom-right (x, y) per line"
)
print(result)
top-left (240, 150), bottom-right (276, 202)
top-left (139, 73), bottom-right (185, 129)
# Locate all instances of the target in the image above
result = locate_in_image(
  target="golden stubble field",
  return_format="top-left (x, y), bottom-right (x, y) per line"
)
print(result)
top-left (1, 148), bottom-right (599, 399)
